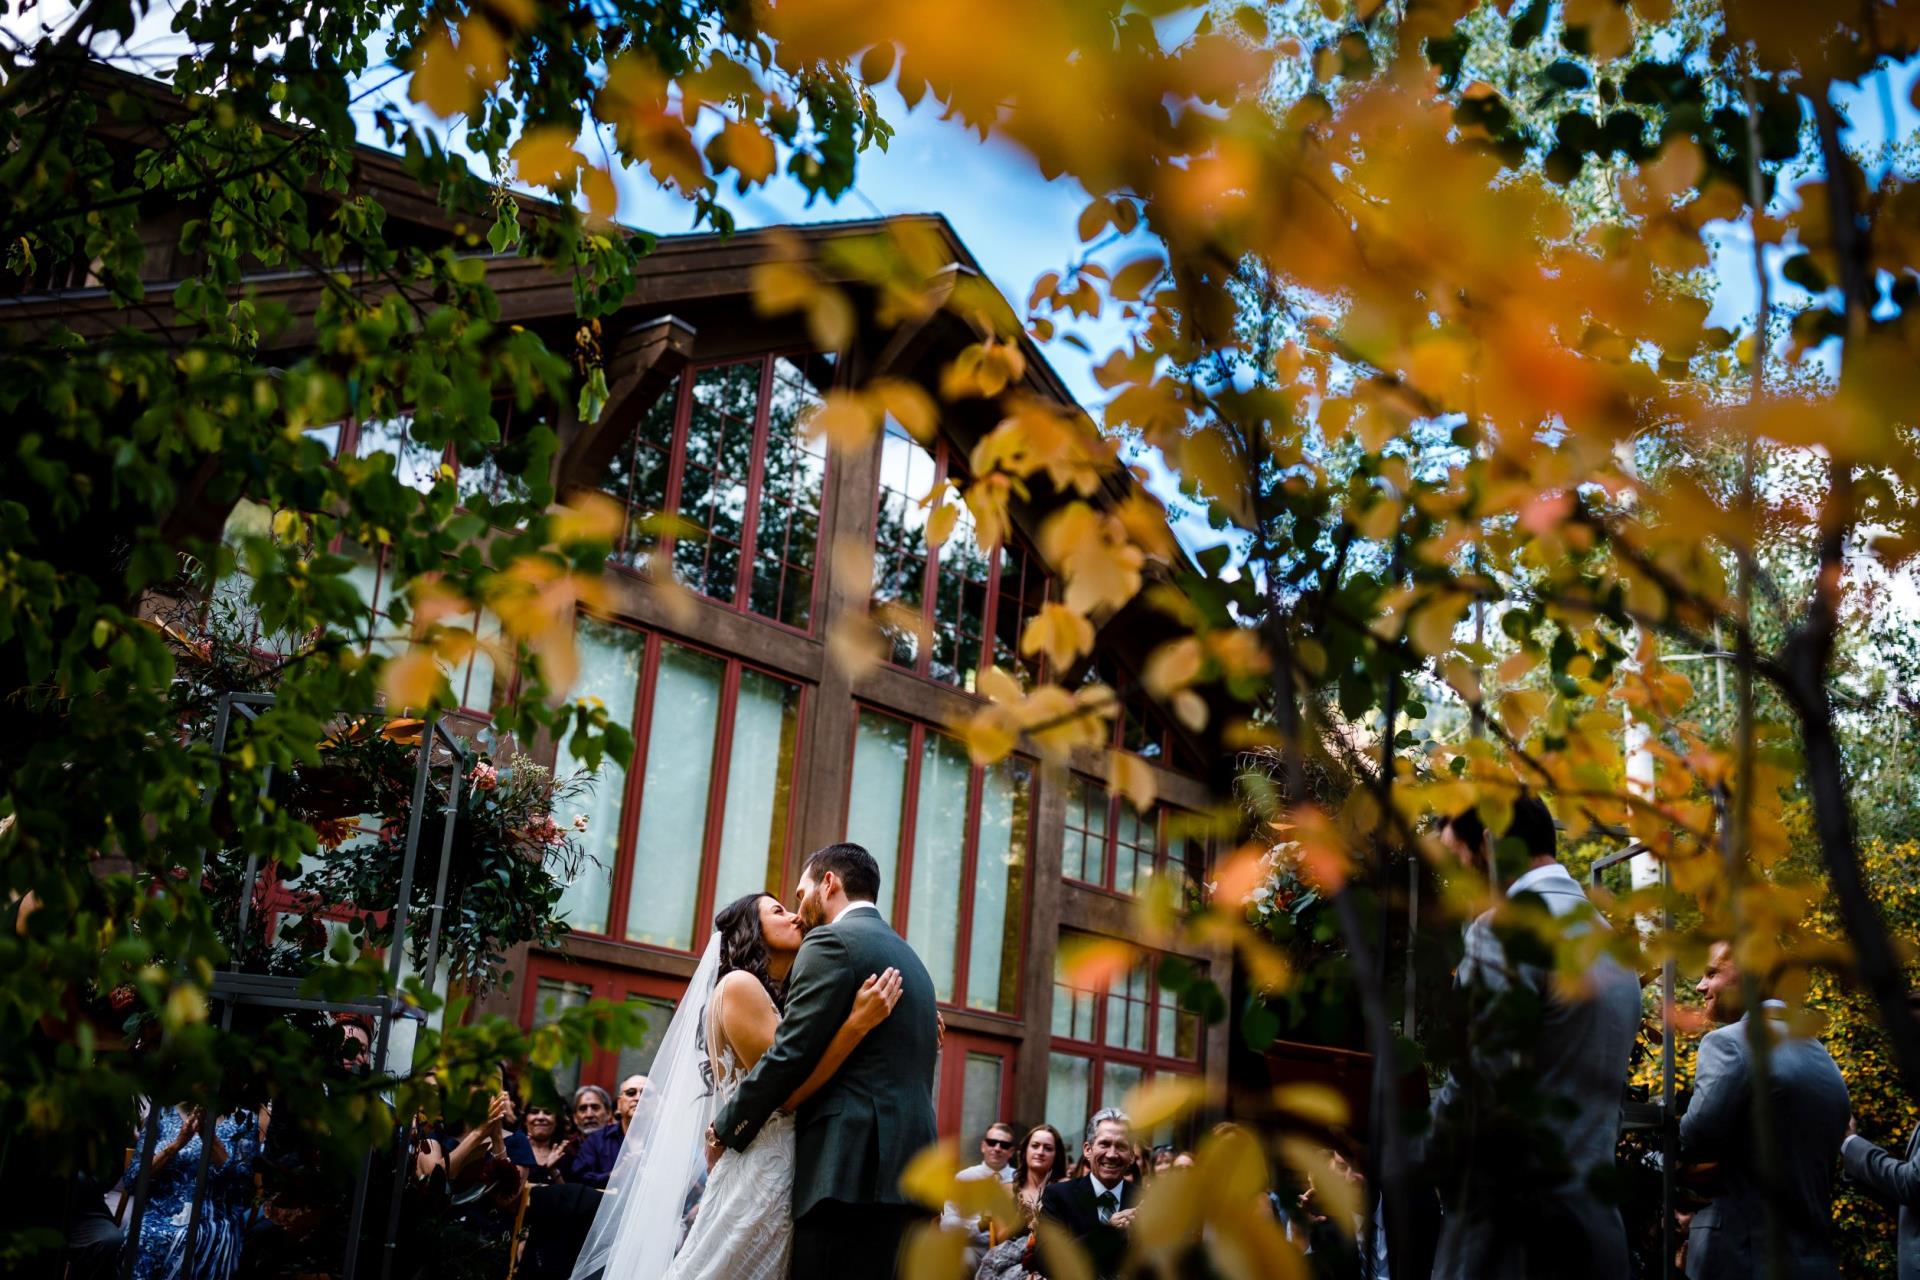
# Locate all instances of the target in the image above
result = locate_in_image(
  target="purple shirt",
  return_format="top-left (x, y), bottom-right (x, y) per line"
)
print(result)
top-left (564, 1121), bottom-right (625, 1188)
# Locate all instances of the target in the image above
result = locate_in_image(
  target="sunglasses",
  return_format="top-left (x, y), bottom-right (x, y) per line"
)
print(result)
top-left (983, 1138), bottom-right (1015, 1150)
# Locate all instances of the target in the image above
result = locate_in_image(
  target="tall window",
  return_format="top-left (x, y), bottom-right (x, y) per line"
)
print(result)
top-left (1046, 940), bottom-right (1203, 1144)
top-left (843, 708), bottom-right (1032, 1015)
top-left (555, 617), bottom-right (803, 952)
top-left (524, 958), bottom-right (682, 1098)
top-left (334, 400), bottom-right (548, 512)
top-left (1061, 773), bottom-right (1208, 900)
top-left (872, 423), bottom-right (1050, 689)
top-left (933, 1031), bottom-right (1017, 1141)
top-left (593, 353), bottom-right (831, 631)
top-left (335, 544), bottom-right (503, 716)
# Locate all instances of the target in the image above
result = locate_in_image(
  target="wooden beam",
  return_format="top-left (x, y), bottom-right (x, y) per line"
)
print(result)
top-left (555, 315), bottom-right (696, 492)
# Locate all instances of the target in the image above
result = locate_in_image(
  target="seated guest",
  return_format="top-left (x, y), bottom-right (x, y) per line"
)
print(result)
top-left (570, 1084), bottom-right (612, 1134)
top-left (1680, 940), bottom-right (1848, 1279)
top-left (979, 1124), bottom-right (1072, 1279)
top-left (1030, 1109), bottom-right (1139, 1280)
top-left (565, 1075), bottom-right (645, 1189)
top-left (942, 1121), bottom-right (1019, 1270)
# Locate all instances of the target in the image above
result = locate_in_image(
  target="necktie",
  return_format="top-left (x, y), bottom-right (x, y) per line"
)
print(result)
top-left (1095, 1190), bottom-right (1117, 1224)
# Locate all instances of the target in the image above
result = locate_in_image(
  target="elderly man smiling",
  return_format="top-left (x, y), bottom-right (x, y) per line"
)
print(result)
top-left (1031, 1108), bottom-right (1139, 1280)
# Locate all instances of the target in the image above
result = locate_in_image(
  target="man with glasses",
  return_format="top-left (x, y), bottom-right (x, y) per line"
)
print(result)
top-left (944, 1122), bottom-right (1019, 1269)
top-left (1031, 1108), bottom-right (1138, 1279)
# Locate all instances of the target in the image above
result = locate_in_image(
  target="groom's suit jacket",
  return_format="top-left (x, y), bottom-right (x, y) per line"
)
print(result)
top-left (711, 904), bottom-right (939, 1219)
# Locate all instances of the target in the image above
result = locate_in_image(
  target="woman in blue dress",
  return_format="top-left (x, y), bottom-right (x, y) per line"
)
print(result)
top-left (125, 1104), bottom-right (265, 1279)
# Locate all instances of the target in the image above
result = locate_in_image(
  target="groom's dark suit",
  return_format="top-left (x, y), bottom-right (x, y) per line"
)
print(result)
top-left (711, 902), bottom-right (938, 1280)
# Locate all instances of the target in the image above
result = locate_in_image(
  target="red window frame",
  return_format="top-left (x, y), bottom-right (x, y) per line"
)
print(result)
top-left (1050, 937), bottom-right (1203, 1122)
top-left (840, 705), bottom-right (1035, 1020)
top-left (869, 425), bottom-right (1052, 689)
top-left (600, 351), bottom-right (832, 636)
top-left (936, 1029), bottom-right (1019, 1141)
top-left (1061, 773), bottom-right (1208, 901)
top-left (521, 954), bottom-right (689, 1091)
top-left (574, 620), bottom-right (809, 957)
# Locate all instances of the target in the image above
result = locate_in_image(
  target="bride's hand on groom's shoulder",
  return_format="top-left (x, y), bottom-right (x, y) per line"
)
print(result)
top-left (850, 968), bottom-right (903, 1032)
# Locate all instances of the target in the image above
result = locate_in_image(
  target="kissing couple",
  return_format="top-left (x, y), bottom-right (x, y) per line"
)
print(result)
top-left (570, 843), bottom-right (940, 1280)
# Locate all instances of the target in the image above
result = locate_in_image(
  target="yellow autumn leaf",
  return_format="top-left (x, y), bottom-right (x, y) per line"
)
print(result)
top-left (712, 117), bottom-right (778, 187)
top-left (381, 646), bottom-right (448, 710)
top-left (868, 376), bottom-right (938, 443)
top-left (1278, 1137), bottom-right (1359, 1238)
top-left (752, 259), bottom-right (817, 315)
top-left (163, 982), bottom-right (209, 1029)
top-left (807, 289), bottom-right (855, 352)
top-left (1272, 1081), bottom-right (1351, 1128)
top-left (409, 28), bottom-right (474, 118)
top-left (1172, 689), bottom-right (1208, 733)
top-left (1121, 1074), bottom-right (1209, 1134)
top-left (1354, 497), bottom-right (1399, 541)
top-left (1499, 688), bottom-right (1549, 739)
top-left (581, 164), bottom-right (619, 224)
top-left (803, 390), bottom-right (879, 451)
top-left (825, 612), bottom-right (885, 680)
top-left (955, 705), bottom-right (1019, 765)
top-left (925, 500), bottom-right (959, 551)
top-left (1107, 748), bottom-right (1157, 813)
top-left (898, 1222), bottom-right (967, 1280)
top-left (548, 491), bottom-right (624, 546)
top-left (458, 15), bottom-right (507, 91)
top-left (897, 1140), bottom-right (960, 1210)
top-left (1143, 635), bottom-right (1205, 697)
top-left (1019, 602), bottom-right (1095, 669)
top-left (1059, 935), bottom-right (1137, 990)
top-left (511, 125), bottom-right (581, 189)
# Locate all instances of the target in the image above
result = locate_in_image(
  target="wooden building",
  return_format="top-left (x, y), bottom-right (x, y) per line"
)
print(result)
top-left (6, 76), bottom-right (1234, 1150)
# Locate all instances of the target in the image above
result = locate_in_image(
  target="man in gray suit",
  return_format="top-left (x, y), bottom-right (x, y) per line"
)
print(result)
top-left (1680, 940), bottom-right (1849, 1279)
top-left (1428, 795), bottom-right (1643, 1279)
top-left (1838, 994), bottom-right (1920, 1277)
top-left (709, 843), bottom-right (939, 1280)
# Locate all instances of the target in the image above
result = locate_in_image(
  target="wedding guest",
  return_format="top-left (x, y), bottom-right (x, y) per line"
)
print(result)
top-left (520, 1105), bottom-right (575, 1183)
top-left (977, 1125), bottom-right (1071, 1280)
top-left (1031, 1109), bottom-right (1139, 1280)
top-left (1680, 940), bottom-right (1848, 1278)
top-left (1428, 795), bottom-right (1641, 1280)
top-left (570, 1084), bottom-right (612, 1134)
top-left (125, 1104), bottom-right (266, 1280)
top-left (944, 1122), bottom-right (1020, 1269)
top-left (1839, 994), bottom-right (1920, 1279)
top-left (1013, 1124), bottom-right (1071, 1219)
top-left (566, 1074), bottom-right (644, 1188)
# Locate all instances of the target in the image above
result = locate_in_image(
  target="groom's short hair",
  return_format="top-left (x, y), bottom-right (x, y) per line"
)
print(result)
top-left (805, 843), bottom-right (881, 902)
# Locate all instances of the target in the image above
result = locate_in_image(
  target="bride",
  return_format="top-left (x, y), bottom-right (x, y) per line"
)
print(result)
top-left (569, 891), bottom-right (902, 1280)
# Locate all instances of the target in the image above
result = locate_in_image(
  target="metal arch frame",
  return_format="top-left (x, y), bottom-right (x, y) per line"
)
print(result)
top-left (1590, 841), bottom-right (1677, 1279)
top-left (119, 691), bottom-right (469, 1280)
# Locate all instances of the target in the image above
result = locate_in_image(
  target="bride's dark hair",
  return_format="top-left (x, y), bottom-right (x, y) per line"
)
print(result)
top-left (713, 892), bottom-right (786, 1009)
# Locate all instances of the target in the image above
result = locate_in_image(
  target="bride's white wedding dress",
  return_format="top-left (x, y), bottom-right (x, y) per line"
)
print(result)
top-left (659, 1031), bottom-right (794, 1280)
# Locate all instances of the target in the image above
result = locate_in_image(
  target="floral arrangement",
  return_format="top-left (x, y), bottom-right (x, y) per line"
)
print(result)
top-left (277, 727), bottom-right (594, 991)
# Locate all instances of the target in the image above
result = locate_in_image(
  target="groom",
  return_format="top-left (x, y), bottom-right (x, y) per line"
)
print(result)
top-left (709, 842), bottom-right (939, 1279)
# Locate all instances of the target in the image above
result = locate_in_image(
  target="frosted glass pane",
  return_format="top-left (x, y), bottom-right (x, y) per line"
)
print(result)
top-left (846, 711), bottom-right (912, 914)
top-left (626, 643), bottom-right (723, 950)
top-left (711, 669), bottom-right (799, 915)
top-left (960, 1052), bottom-right (1005, 1146)
top-left (1047, 1053), bottom-right (1092, 1151)
top-left (966, 757), bottom-right (1030, 1014)
top-left (907, 734), bottom-right (971, 1002)
top-left (553, 619), bottom-right (643, 934)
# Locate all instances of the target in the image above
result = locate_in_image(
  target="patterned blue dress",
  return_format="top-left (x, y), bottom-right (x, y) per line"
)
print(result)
top-left (126, 1107), bottom-right (262, 1280)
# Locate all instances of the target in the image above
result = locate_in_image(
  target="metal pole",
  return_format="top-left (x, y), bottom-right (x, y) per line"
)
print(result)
top-left (377, 714), bottom-right (442, 1280)
top-left (116, 1107), bottom-right (164, 1280)
top-left (1661, 871), bottom-right (1676, 1279)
